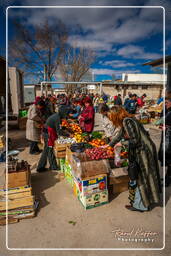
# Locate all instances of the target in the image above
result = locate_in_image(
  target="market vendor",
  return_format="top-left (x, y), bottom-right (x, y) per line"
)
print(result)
top-left (99, 104), bottom-right (119, 143)
top-left (104, 106), bottom-right (161, 212)
top-left (36, 107), bottom-right (71, 172)
top-left (26, 99), bottom-right (45, 155)
top-left (79, 97), bottom-right (95, 133)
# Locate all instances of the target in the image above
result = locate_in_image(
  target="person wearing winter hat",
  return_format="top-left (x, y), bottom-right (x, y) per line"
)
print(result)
top-left (79, 97), bottom-right (95, 133)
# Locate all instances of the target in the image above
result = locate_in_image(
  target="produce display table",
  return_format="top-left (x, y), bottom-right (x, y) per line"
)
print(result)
top-left (53, 119), bottom-right (129, 210)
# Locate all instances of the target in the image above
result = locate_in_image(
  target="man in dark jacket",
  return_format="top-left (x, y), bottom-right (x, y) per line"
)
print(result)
top-left (125, 94), bottom-right (137, 114)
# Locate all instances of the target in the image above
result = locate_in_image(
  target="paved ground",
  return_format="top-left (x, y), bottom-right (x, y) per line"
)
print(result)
top-left (0, 114), bottom-right (171, 256)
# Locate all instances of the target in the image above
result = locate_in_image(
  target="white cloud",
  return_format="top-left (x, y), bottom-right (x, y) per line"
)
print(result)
top-left (100, 60), bottom-right (135, 68)
top-left (7, 3), bottom-right (166, 66)
top-left (91, 68), bottom-right (140, 76)
top-left (117, 45), bottom-right (162, 60)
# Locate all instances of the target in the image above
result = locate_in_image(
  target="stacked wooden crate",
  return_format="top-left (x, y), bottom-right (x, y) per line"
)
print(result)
top-left (0, 160), bottom-right (35, 225)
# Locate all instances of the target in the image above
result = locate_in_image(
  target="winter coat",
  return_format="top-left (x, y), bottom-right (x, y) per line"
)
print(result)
top-left (79, 105), bottom-right (95, 132)
top-left (26, 104), bottom-right (42, 142)
top-left (158, 108), bottom-right (171, 166)
top-left (137, 97), bottom-right (144, 107)
top-left (125, 99), bottom-right (137, 114)
top-left (114, 96), bottom-right (122, 105)
top-left (101, 115), bottom-right (116, 138)
top-left (109, 117), bottom-right (161, 208)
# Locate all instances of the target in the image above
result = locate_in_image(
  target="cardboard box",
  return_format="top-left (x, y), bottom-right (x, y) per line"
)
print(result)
top-left (70, 152), bottom-right (110, 179)
top-left (109, 175), bottom-right (129, 185)
top-left (109, 175), bottom-right (129, 194)
top-left (73, 174), bottom-right (107, 196)
top-left (59, 158), bottom-right (65, 173)
top-left (78, 190), bottom-right (108, 210)
top-left (64, 163), bottom-right (74, 187)
top-left (112, 183), bottom-right (128, 194)
top-left (66, 146), bottom-right (74, 165)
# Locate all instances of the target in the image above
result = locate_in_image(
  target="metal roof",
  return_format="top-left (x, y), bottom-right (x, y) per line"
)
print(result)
top-left (143, 55), bottom-right (171, 67)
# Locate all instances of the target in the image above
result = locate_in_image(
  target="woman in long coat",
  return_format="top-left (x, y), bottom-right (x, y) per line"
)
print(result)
top-left (106, 106), bottom-right (161, 212)
top-left (26, 100), bottom-right (45, 154)
top-left (158, 97), bottom-right (171, 186)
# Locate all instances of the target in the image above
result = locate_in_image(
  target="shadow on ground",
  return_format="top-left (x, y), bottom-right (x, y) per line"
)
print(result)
top-left (31, 171), bottom-right (59, 214)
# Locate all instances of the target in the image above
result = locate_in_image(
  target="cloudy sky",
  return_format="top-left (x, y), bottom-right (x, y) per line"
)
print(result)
top-left (1, 0), bottom-right (171, 82)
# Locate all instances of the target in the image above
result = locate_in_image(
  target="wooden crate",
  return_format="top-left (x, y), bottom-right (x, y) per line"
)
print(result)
top-left (54, 142), bottom-right (71, 158)
top-left (6, 169), bottom-right (31, 189)
top-left (0, 195), bottom-right (34, 211)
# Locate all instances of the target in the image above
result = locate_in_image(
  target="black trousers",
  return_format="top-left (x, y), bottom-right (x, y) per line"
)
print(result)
top-left (29, 141), bottom-right (40, 154)
top-left (37, 133), bottom-right (58, 170)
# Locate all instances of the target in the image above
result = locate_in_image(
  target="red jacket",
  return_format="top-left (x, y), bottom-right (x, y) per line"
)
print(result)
top-left (79, 105), bottom-right (95, 132)
top-left (47, 127), bottom-right (57, 147)
top-left (137, 97), bottom-right (144, 107)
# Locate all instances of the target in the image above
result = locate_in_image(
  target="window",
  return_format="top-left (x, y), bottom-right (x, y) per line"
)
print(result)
top-left (142, 85), bottom-right (148, 89)
top-left (131, 85), bottom-right (138, 89)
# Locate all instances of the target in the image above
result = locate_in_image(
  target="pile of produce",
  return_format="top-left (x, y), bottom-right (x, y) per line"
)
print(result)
top-left (120, 150), bottom-right (128, 159)
top-left (70, 143), bottom-right (92, 153)
top-left (70, 123), bottom-right (82, 134)
top-left (85, 146), bottom-right (114, 160)
top-left (89, 138), bottom-right (106, 147)
top-left (61, 119), bottom-right (70, 128)
top-left (74, 133), bottom-right (86, 143)
top-left (57, 137), bottom-right (76, 144)
top-left (91, 131), bottom-right (103, 139)
top-left (61, 119), bottom-right (82, 134)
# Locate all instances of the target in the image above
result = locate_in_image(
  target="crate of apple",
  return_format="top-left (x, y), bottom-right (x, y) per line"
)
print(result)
top-left (85, 147), bottom-right (114, 160)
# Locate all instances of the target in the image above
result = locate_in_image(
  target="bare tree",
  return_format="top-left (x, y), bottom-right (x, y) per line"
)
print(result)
top-left (59, 46), bottom-right (95, 92)
top-left (9, 20), bottom-right (68, 82)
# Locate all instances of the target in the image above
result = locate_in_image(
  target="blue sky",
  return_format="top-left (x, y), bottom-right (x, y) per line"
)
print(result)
top-left (1, 0), bottom-right (171, 83)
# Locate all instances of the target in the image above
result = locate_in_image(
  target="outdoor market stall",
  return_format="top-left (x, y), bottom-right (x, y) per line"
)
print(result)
top-left (53, 119), bottom-right (129, 210)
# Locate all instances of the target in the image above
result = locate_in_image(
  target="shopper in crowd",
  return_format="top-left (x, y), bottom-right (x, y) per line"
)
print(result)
top-left (157, 96), bottom-right (163, 105)
top-left (125, 94), bottom-right (137, 114)
top-left (137, 93), bottom-right (147, 108)
top-left (124, 92), bottom-right (132, 107)
top-left (104, 106), bottom-right (161, 212)
top-left (93, 94), bottom-right (100, 113)
top-left (26, 99), bottom-right (45, 155)
top-left (114, 94), bottom-right (122, 105)
top-left (36, 106), bottom-right (71, 172)
top-left (69, 100), bottom-right (82, 119)
top-left (102, 93), bottom-right (108, 103)
top-left (79, 97), bottom-right (95, 133)
top-left (158, 97), bottom-right (171, 186)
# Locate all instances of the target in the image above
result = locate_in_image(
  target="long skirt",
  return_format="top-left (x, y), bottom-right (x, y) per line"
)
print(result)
top-left (128, 180), bottom-right (148, 211)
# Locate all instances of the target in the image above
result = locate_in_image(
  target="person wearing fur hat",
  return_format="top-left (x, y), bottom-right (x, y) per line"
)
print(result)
top-left (79, 97), bottom-right (95, 133)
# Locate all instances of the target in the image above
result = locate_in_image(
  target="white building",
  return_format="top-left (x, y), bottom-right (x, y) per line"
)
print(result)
top-left (122, 73), bottom-right (166, 83)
